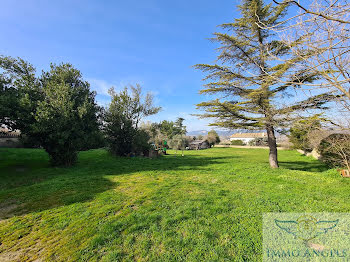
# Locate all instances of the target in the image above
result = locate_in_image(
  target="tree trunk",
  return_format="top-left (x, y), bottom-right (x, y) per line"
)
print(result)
top-left (266, 124), bottom-right (279, 168)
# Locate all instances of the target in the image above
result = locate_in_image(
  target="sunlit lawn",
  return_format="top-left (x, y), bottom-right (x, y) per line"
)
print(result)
top-left (0, 147), bottom-right (348, 261)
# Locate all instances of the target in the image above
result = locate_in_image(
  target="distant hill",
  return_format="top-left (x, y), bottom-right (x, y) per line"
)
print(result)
top-left (186, 130), bottom-right (208, 136)
top-left (187, 130), bottom-right (236, 138)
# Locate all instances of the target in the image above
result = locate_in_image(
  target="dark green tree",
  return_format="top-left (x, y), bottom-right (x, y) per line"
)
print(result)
top-left (174, 117), bottom-right (186, 136)
top-left (34, 63), bottom-right (100, 166)
top-left (0, 56), bottom-right (40, 131)
top-left (195, 0), bottom-right (333, 168)
top-left (155, 117), bottom-right (186, 140)
top-left (157, 120), bottom-right (175, 139)
top-left (0, 57), bottom-right (102, 166)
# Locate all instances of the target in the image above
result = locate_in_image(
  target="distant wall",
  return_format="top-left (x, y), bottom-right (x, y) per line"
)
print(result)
top-left (229, 137), bottom-right (254, 144)
top-left (0, 138), bottom-right (22, 148)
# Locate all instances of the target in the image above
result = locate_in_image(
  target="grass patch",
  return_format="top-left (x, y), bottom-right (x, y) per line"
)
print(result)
top-left (0, 147), bottom-right (348, 261)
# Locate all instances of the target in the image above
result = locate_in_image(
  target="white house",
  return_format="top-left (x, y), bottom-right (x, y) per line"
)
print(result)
top-left (229, 132), bottom-right (267, 144)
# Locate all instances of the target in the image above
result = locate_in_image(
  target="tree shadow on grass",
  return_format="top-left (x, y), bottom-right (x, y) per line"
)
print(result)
top-left (0, 148), bottom-right (239, 219)
top-left (279, 160), bottom-right (329, 172)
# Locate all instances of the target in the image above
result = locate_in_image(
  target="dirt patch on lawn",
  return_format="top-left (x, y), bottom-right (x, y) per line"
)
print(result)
top-left (0, 247), bottom-right (46, 262)
top-left (0, 250), bottom-right (23, 262)
top-left (0, 200), bottom-right (23, 220)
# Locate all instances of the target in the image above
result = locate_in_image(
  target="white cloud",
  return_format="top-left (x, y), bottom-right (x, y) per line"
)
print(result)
top-left (87, 77), bottom-right (146, 96)
top-left (87, 78), bottom-right (114, 96)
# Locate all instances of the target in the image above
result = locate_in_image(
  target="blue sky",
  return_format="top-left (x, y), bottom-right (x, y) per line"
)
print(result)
top-left (0, 0), bottom-right (246, 131)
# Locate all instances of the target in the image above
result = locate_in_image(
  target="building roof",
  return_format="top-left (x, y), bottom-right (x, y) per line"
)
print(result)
top-left (230, 132), bottom-right (267, 138)
top-left (189, 140), bottom-right (207, 145)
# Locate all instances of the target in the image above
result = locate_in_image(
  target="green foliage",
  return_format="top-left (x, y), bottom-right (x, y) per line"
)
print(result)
top-left (194, 0), bottom-right (335, 167)
top-left (0, 57), bottom-right (102, 166)
top-left (318, 133), bottom-right (350, 169)
top-left (104, 85), bottom-right (160, 156)
top-left (231, 139), bottom-right (244, 145)
top-left (169, 134), bottom-right (187, 151)
top-left (248, 137), bottom-right (268, 146)
top-left (174, 117), bottom-right (186, 136)
top-left (132, 129), bottom-right (152, 156)
top-left (206, 130), bottom-right (221, 146)
top-left (79, 128), bottom-right (106, 151)
top-left (197, 135), bottom-right (204, 140)
top-left (288, 116), bottom-right (323, 152)
top-left (154, 117), bottom-right (186, 140)
top-left (0, 56), bottom-right (40, 131)
top-left (157, 120), bottom-right (175, 138)
top-left (33, 63), bottom-right (100, 166)
top-left (104, 109), bottom-right (135, 156)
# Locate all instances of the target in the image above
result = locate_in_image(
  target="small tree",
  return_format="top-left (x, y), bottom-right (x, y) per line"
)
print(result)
top-left (206, 130), bottom-right (220, 147)
top-left (318, 133), bottom-right (350, 171)
top-left (104, 85), bottom-right (160, 156)
top-left (174, 117), bottom-right (187, 136)
top-left (288, 115), bottom-right (323, 152)
top-left (169, 134), bottom-right (186, 156)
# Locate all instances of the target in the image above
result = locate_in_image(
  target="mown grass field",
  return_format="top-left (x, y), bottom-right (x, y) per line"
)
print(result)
top-left (0, 147), bottom-right (349, 261)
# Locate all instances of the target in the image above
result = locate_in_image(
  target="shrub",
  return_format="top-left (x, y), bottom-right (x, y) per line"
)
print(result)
top-left (169, 134), bottom-right (187, 153)
top-left (132, 129), bottom-right (151, 156)
top-left (318, 133), bottom-right (350, 170)
top-left (248, 137), bottom-right (268, 146)
top-left (219, 140), bottom-right (231, 145)
top-left (288, 116), bottom-right (323, 152)
top-left (206, 130), bottom-right (221, 147)
top-left (19, 134), bottom-right (41, 148)
top-left (105, 113), bottom-right (135, 156)
top-left (231, 140), bottom-right (244, 146)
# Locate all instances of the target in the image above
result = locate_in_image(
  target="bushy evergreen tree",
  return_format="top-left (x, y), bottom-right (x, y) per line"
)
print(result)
top-left (34, 63), bottom-right (100, 166)
top-left (0, 57), bottom-right (101, 166)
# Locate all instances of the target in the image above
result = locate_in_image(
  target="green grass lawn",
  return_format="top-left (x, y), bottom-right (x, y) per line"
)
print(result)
top-left (0, 147), bottom-right (348, 261)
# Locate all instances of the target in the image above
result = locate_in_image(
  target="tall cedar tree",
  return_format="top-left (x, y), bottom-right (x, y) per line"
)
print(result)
top-left (195, 0), bottom-right (333, 168)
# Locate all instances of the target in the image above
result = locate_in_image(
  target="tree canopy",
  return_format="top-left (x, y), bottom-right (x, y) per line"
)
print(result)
top-left (194, 0), bottom-right (334, 168)
top-left (104, 85), bottom-right (161, 156)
